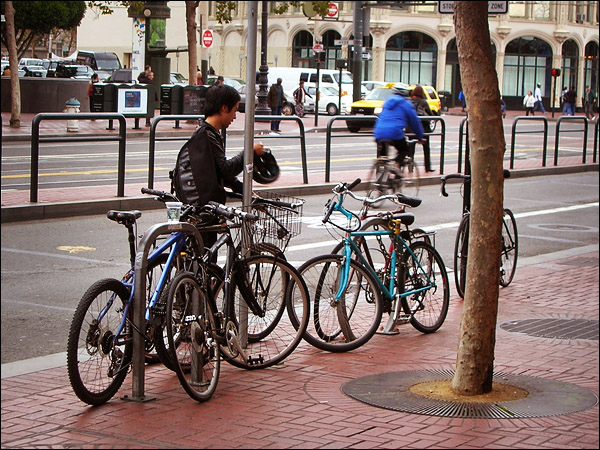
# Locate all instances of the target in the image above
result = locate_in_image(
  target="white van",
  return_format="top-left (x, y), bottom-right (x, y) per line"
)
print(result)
top-left (265, 67), bottom-right (362, 98)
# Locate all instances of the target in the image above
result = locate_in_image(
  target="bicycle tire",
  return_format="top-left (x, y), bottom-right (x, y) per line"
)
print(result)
top-left (165, 271), bottom-right (220, 402)
top-left (214, 255), bottom-right (309, 369)
top-left (454, 213), bottom-right (469, 299)
top-left (499, 208), bottom-right (518, 287)
top-left (366, 160), bottom-right (389, 208)
top-left (67, 278), bottom-right (132, 405)
top-left (399, 241), bottom-right (450, 333)
top-left (296, 254), bottom-right (383, 352)
top-left (398, 156), bottom-right (420, 198)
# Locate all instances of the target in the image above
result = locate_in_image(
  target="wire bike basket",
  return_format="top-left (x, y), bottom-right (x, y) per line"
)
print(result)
top-left (250, 191), bottom-right (305, 250)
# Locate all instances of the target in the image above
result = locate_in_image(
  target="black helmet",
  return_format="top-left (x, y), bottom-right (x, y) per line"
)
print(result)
top-left (253, 149), bottom-right (280, 184)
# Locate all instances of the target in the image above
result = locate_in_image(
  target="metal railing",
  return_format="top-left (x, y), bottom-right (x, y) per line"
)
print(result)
top-left (510, 116), bottom-right (548, 169)
top-left (30, 113), bottom-right (127, 203)
top-left (554, 116), bottom-right (589, 166)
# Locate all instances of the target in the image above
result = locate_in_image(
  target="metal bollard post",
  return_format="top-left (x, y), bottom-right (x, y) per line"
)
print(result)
top-left (64, 98), bottom-right (81, 132)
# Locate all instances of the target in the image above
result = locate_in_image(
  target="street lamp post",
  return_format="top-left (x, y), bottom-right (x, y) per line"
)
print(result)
top-left (256, 1), bottom-right (271, 115)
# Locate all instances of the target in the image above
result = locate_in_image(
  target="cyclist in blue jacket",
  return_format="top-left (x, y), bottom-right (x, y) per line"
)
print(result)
top-left (374, 91), bottom-right (425, 165)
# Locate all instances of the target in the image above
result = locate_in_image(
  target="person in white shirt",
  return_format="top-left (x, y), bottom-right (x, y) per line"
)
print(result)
top-left (534, 83), bottom-right (546, 114)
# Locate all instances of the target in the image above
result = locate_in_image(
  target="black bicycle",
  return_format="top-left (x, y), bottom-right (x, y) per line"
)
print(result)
top-left (440, 171), bottom-right (518, 298)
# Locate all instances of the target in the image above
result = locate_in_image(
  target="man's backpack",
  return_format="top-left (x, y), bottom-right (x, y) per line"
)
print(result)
top-left (170, 137), bottom-right (200, 205)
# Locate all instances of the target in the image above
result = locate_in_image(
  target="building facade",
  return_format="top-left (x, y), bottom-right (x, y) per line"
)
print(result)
top-left (75, 1), bottom-right (598, 110)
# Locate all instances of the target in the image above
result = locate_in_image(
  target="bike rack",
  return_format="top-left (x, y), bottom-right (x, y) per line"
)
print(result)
top-left (146, 114), bottom-right (308, 187)
top-left (510, 116), bottom-right (548, 168)
top-left (325, 115), bottom-right (446, 182)
top-left (457, 117), bottom-right (469, 173)
top-left (30, 113), bottom-right (127, 202)
top-left (554, 116), bottom-right (589, 166)
top-left (129, 221), bottom-right (204, 402)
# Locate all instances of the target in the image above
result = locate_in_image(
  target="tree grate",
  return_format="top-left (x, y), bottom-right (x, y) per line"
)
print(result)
top-left (342, 369), bottom-right (598, 419)
top-left (499, 318), bottom-right (599, 340)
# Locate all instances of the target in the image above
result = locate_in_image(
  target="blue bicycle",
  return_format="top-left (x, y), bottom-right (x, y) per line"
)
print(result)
top-left (67, 190), bottom-right (203, 405)
top-left (298, 179), bottom-right (450, 352)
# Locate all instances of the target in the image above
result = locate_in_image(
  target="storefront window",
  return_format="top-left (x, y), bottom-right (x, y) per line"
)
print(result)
top-left (385, 31), bottom-right (437, 85)
top-left (503, 37), bottom-right (552, 97)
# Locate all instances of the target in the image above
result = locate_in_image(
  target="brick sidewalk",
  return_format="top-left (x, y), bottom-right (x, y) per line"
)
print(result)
top-left (1, 248), bottom-right (598, 449)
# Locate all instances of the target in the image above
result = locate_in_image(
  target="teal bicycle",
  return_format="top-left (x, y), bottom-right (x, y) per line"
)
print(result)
top-left (297, 179), bottom-right (450, 352)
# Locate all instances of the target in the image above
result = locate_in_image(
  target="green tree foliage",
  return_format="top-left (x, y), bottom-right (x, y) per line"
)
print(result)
top-left (0, 1), bottom-right (87, 57)
top-left (214, 1), bottom-right (331, 24)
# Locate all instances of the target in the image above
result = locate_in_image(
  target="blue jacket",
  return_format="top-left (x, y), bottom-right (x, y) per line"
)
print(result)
top-left (374, 94), bottom-right (424, 142)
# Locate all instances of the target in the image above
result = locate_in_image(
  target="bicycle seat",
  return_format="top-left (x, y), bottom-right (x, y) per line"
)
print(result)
top-left (107, 210), bottom-right (142, 226)
top-left (395, 193), bottom-right (421, 208)
top-left (362, 212), bottom-right (415, 229)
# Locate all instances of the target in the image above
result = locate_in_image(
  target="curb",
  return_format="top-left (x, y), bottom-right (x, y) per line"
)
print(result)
top-left (1, 164), bottom-right (597, 223)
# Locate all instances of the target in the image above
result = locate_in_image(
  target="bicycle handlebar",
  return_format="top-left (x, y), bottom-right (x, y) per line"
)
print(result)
top-left (228, 191), bottom-right (305, 211)
top-left (440, 170), bottom-right (511, 197)
top-left (206, 201), bottom-right (259, 223)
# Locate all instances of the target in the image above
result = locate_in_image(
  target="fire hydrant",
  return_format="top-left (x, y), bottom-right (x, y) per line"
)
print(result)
top-left (64, 98), bottom-right (80, 132)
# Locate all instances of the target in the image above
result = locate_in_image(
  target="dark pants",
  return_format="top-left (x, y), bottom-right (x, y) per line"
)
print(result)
top-left (271, 106), bottom-right (282, 131)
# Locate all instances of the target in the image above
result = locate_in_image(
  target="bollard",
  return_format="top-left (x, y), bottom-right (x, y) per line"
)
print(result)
top-left (64, 98), bottom-right (81, 132)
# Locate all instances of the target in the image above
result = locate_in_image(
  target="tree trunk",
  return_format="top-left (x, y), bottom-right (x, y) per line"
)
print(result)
top-left (5, 1), bottom-right (21, 128)
top-left (451, 1), bottom-right (506, 395)
top-left (186, 1), bottom-right (200, 85)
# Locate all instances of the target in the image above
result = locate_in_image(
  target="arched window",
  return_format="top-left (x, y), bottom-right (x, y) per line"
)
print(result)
top-left (322, 30), bottom-right (342, 71)
top-left (561, 40), bottom-right (579, 92)
top-left (292, 31), bottom-right (314, 68)
top-left (503, 37), bottom-right (552, 97)
top-left (584, 41), bottom-right (599, 93)
top-left (385, 31), bottom-right (437, 85)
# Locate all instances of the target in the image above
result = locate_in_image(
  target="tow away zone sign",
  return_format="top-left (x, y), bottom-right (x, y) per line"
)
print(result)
top-left (439, 1), bottom-right (508, 14)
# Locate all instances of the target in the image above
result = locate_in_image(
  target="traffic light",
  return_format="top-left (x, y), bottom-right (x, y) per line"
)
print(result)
top-left (551, 68), bottom-right (561, 77)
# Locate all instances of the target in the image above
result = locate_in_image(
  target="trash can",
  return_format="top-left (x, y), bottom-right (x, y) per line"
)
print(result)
top-left (160, 84), bottom-right (183, 115)
top-left (438, 91), bottom-right (451, 112)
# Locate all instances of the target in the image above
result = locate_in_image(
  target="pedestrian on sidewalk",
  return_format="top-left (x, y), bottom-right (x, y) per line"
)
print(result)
top-left (267, 77), bottom-right (284, 132)
top-left (584, 85), bottom-right (597, 120)
top-left (564, 87), bottom-right (577, 116)
top-left (145, 71), bottom-right (157, 126)
top-left (534, 83), bottom-right (546, 113)
top-left (88, 73), bottom-right (99, 118)
top-left (293, 80), bottom-right (311, 118)
top-left (560, 86), bottom-right (568, 114)
top-left (458, 90), bottom-right (466, 112)
top-left (137, 65), bottom-right (151, 83)
top-left (523, 91), bottom-right (535, 116)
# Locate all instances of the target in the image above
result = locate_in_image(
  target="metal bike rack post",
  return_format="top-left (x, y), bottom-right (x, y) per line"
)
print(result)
top-left (554, 116), bottom-right (588, 166)
top-left (130, 221), bottom-right (204, 401)
top-left (509, 116), bottom-right (548, 168)
top-left (594, 119), bottom-right (599, 163)
top-left (30, 113), bottom-right (127, 202)
top-left (458, 117), bottom-right (468, 173)
top-left (147, 114), bottom-right (308, 187)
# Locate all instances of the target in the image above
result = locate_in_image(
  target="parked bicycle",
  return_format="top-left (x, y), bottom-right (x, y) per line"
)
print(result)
top-left (297, 179), bottom-right (450, 352)
top-left (367, 139), bottom-right (421, 204)
top-left (163, 199), bottom-right (309, 402)
top-left (67, 200), bottom-right (203, 405)
top-left (440, 171), bottom-right (518, 298)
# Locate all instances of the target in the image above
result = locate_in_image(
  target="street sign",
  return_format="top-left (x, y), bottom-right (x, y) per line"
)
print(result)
top-left (439, 1), bottom-right (508, 14)
top-left (202, 29), bottom-right (214, 48)
top-left (326, 2), bottom-right (339, 19)
top-left (334, 38), bottom-right (350, 46)
top-left (313, 44), bottom-right (324, 53)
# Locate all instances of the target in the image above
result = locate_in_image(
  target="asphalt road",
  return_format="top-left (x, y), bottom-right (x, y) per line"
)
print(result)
top-left (1, 171), bottom-right (598, 364)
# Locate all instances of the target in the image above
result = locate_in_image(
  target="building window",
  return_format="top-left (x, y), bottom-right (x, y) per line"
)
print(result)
top-left (322, 30), bottom-right (342, 71)
top-left (385, 31), bottom-right (437, 85)
top-left (292, 31), bottom-right (314, 68)
top-left (509, 1), bottom-right (526, 18)
top-left (584, 41), bottom-right (599, 93)
top-left (561, 40), bottom-right (579, 92)
top-left (533, 1), bottom-right (551, 20)
top-left (503, 37), bottom-right (552, 97)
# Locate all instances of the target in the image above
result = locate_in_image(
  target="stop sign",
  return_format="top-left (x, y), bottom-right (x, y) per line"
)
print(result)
top-left (202, 29), bottom-right (213, 48)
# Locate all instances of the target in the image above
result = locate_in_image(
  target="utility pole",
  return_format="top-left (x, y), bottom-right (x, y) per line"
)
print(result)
top-left (256, 1), bottom-right (271, 115)
top-left (352, 1), bottom-right (363, 102)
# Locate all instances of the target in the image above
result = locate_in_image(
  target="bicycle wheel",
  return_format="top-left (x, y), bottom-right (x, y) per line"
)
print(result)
top-left (499, 208), bottom-right (518, 287)
top-left (399, 241), bottom-right (450, 333)
top-left (215, 255), bottom-right (309, 369)
top-left (165, 272), bottom-right (220, 402)
top-left (398, 157), bottom-right (420, 197)
top-left (453, 214), bottom-right (470, 299)
top-left (67, 278), bottom-right (132, 405)
top-left (297, 254), bottom-right (383, 352)
top-left (366, 160), bottom-right (389, 207)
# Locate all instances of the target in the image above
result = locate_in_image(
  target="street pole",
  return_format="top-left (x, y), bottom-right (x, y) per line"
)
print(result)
top-left (256, 1), bottom-right (270, 115)
top-left (352, 1), bottom-right (363, 103)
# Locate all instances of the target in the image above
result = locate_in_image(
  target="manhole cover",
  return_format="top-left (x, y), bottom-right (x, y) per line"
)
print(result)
top-left (500, 318), bottom-right (599, 340)
top-left (342, 369), bottom-right (598, 419)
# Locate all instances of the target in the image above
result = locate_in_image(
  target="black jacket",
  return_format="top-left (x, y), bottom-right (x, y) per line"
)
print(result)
top-left (188, 119), bottom-right (244, 205)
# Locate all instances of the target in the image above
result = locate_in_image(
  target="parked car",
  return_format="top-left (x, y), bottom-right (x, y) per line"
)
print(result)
top-left (237, 84), bottom-right (257, 113)
top-left (54, 64), bottom-right (95, 79)
top-left (206, 75), bottom-right (243, 90)
top-left (170, 72), bottom-right (188, 85)
top-left (18, 58), bottom-right (44, 69)
top-left (361, 80), bottom-right (387, 93)
top-left (42, 59), bottom-right (61, 77)
top-left (307, 85), bottom-right (351, 116)
top-left (345, 82), bottom-right (441, 132)
top-left (107, 68), bottom-right (133, 83)
top-left (22, 65), bottom-right (48, 77)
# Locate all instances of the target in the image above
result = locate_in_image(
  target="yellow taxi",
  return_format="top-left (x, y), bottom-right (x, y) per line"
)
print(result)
top-left (345, 82), bottom-right (441, 133)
